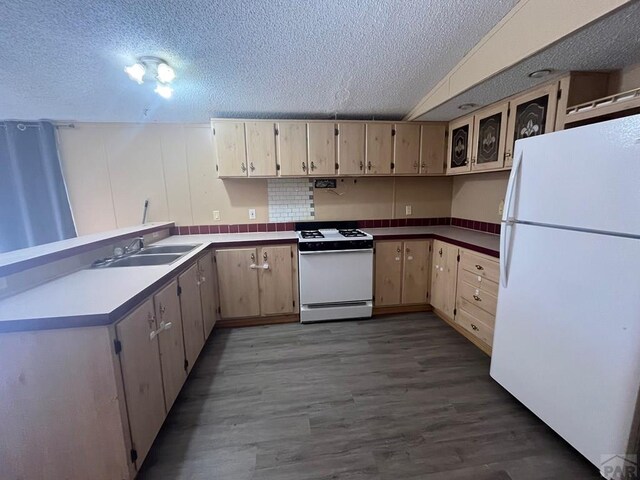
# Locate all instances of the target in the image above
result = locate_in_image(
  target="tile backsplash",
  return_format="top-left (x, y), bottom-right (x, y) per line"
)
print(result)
top-left (267, 178), bottom-right (314, 222)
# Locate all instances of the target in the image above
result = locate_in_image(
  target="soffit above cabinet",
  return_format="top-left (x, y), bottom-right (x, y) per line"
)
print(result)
top-left (414, 1), bottom-right (640, 121)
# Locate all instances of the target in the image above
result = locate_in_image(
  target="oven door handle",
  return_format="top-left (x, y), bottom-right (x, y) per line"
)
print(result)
top-left (299, 249), bottom-right (374, 255)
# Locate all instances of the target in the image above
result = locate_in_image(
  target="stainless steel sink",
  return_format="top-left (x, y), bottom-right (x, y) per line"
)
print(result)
top-left (105, 254), bottom-right (182, 267)
top-left (136, 244), bottom-right (199, 255)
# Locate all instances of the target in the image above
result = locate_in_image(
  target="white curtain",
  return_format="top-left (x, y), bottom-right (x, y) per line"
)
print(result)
top-left (0, 121), bottom-right (76, 253)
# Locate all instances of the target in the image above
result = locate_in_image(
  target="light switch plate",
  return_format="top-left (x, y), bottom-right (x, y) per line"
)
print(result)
top-left (248, 209), bottom-right (256, 220)
top-left (213, 210), bottom-right (220, 221)
top-left (405, 205), bottom-right (412, 215)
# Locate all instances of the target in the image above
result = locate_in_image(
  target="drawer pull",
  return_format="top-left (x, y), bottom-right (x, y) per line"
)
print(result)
top-left (475, 264), bottom-right (484, 271)
top-left (473, 294), bottom-right (481, 302)
top-left (471, 323), bottom-right (479, 331)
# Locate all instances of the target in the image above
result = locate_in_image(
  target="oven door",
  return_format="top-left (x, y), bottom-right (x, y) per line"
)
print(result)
top-left (298, 249), bottom-right (373, 305)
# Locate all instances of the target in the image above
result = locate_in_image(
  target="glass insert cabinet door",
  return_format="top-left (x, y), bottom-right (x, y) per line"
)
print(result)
top-left (447, 115), bottom-right (473, 173)
top-left (471, 103), bottom-right (508, 171)
top-left (505, 83), bottom-right (558, 167)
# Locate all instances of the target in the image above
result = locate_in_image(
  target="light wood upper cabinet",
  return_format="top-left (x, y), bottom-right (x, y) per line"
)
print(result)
top-left (505, 83), bottom-right (558, 167)
top-left (213, 122), bottom-right (247, 177)
top-left (115, 299), bottom-right (166, 467)
top-left (337, 122), bottom-right (366, 175)
top-left (419, 124), bottom-right (446, 175)
top-left (153, 280), bottom-right (186, 412)
top-left (447, 115), bottom-right (473, 174)
top-left (374, 241), bottom-right (403, 306)
top-left (402, 240), bottom-right (431, 305)
top-left (178, 263), bottom-right (205, 372)
top-left (198, 251), bottom-right (218, 338)
top-left (471, 103), bottom-right (508, 172)
top-left (307, 123), bottom-right (336, 175)
top-left (393, 124), bottom-right (421, 174)
top-left (245, 122), bottom-right (277, 176)
top-left (215, 248), bottom-right (261, 318)
top-left (365, 123), bottom-right (393, 175)
top-left (277, 122), bottom-right (308, 176)
top-left (430, 240), bottom-right (458, 318)
top-left (258, 245), bottom-right (295, 315)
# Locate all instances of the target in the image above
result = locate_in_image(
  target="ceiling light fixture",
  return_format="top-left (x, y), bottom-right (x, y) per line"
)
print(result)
top-left (156, 63), bottom-right (176, 83)
top-left (125, 56), bottom-right (176, 99)
top-left (528, 69), bottom-right (552, 79)
top-left (154, 83), bottom-right (173, 99)
top-left (124, 63), bottom-right (146, 84)
top-left (458, 103), bottom-right (478, 111)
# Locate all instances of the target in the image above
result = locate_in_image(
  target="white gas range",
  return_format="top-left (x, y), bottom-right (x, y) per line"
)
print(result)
top-left (296, 222), bottom-right (374, 323)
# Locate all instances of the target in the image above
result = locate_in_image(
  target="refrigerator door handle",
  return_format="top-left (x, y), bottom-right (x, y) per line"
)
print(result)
top-left (502, 149), bottom-right (523, 222)
top-left (500, 150), bottom-right (523, 287)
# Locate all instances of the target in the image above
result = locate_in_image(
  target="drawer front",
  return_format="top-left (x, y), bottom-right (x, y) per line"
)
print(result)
top-left (455, 307), bottom-right (494, 346)
top-left (459, 269), bottom-right (499, 297)
top-left (458, 281), bottom-right (497, 316)
top-left (457, 295), bottom-right (495, 327)
top-left (460, 250), bottom-right (499, 283)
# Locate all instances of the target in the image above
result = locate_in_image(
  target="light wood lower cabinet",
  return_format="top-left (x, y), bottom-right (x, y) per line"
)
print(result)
top-left (179, 263), bottom-right (206, 372)
top-left (198, 251), bottom-right (219, 337)
top-left (216, 248), bottom-right (261, 318)
top-left (215, 244), bottom-right (298, 320)
top-left (430, 240), bottom-right (458, 318)
top-left (259, 245), bottom-right (295, 315)
top-left (115, 299), bottom-right (167, 467)
top-left (153, 280), bottom-right (187, 411)
top-left (374, 239), bottom-right (431, 307)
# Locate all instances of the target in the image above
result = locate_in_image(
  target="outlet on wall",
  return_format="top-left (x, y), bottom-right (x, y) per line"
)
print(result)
top-left (405, 205), bottom-right (412, 216)
top-left (498, 200), bottom-right (505, 216)
top-left (213, 210), bottom-right (220, 221)
top-left (248, 208), bottom-right (256, 220)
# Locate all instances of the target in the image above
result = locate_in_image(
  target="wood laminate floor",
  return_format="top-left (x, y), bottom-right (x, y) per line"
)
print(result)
top-left (138, 313), bottom-right (600, 480)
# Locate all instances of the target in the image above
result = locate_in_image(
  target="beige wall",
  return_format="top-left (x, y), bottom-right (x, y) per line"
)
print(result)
top-left (451, 171), bottom-right (510, 224)
top-left (58, 123), bottom-right (453, 235)
top-left (608, 63), bottom-right (640, 95)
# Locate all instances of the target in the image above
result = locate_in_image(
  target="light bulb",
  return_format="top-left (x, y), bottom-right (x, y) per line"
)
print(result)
top-left (154, 83), bottom-right (173, 99)
top-left (157, 63), bottom-right (176, 83)
top-left (124, 63), bottom-right (145, 84)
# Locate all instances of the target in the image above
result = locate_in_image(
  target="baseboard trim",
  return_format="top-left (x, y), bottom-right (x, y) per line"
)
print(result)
top-left (372, 304), bottom-right (432, 316)
top-left (215, 314), bottom-right (299, 328)
top-left (432, 307), bottom-right (492, 357)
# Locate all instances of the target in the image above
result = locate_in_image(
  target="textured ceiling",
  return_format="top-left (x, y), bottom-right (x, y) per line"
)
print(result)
top-left (0, 0), bottom-right (519, 123)
top-left (417, 2), bottom-right (640, 121)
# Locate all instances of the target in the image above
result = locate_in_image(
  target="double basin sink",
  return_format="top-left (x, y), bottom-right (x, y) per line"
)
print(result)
top-left (93, 244), bottom-right (199, 268)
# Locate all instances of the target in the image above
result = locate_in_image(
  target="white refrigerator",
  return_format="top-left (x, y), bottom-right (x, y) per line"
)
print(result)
top-left (490, 114), bottom-right (640, 478)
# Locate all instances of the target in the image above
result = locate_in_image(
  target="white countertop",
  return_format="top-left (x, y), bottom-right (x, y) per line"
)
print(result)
top-left (0, 222), bottom-right (174, 276)
top-left (0, 227), bottom-right (496, 332)
top-left (362, 226), bottom-right (500, 255)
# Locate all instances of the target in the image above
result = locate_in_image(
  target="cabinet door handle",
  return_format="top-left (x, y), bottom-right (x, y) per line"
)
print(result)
top-left (367, 161), bottom-right (372, 171)
top-left (249, 162), bottom-right (255, 172)
top-left (505, 152), bottom-right (512, 158)
top-left (359, 161), bottom-right (364, 171)
top-left (438, 248), bottom-right (443, 256)
top-left (473, 294), bottom-right (481, 302)
top-left (251, 253), bottom-right (255, 261)
top-left (471, 323), bottom-right (479, 331)
top-left (396, 247), bottom-right (401, 253)
top-left (310, 161), bottom-right (316, 171)
top-left (263, 251), bottom-right (268, 261)
top-left (241, 162), bottom-right (246, 173)
top-left (475, 264), bottom-right (484, 271)
top-left (413, 161), bottom-right (418, 170)
top-left (302, 162), bottom-right (307, 172)
top-left (421, 162), bottom-right (426, 170)
top-left (159, 304), bottom-right (166, 316)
